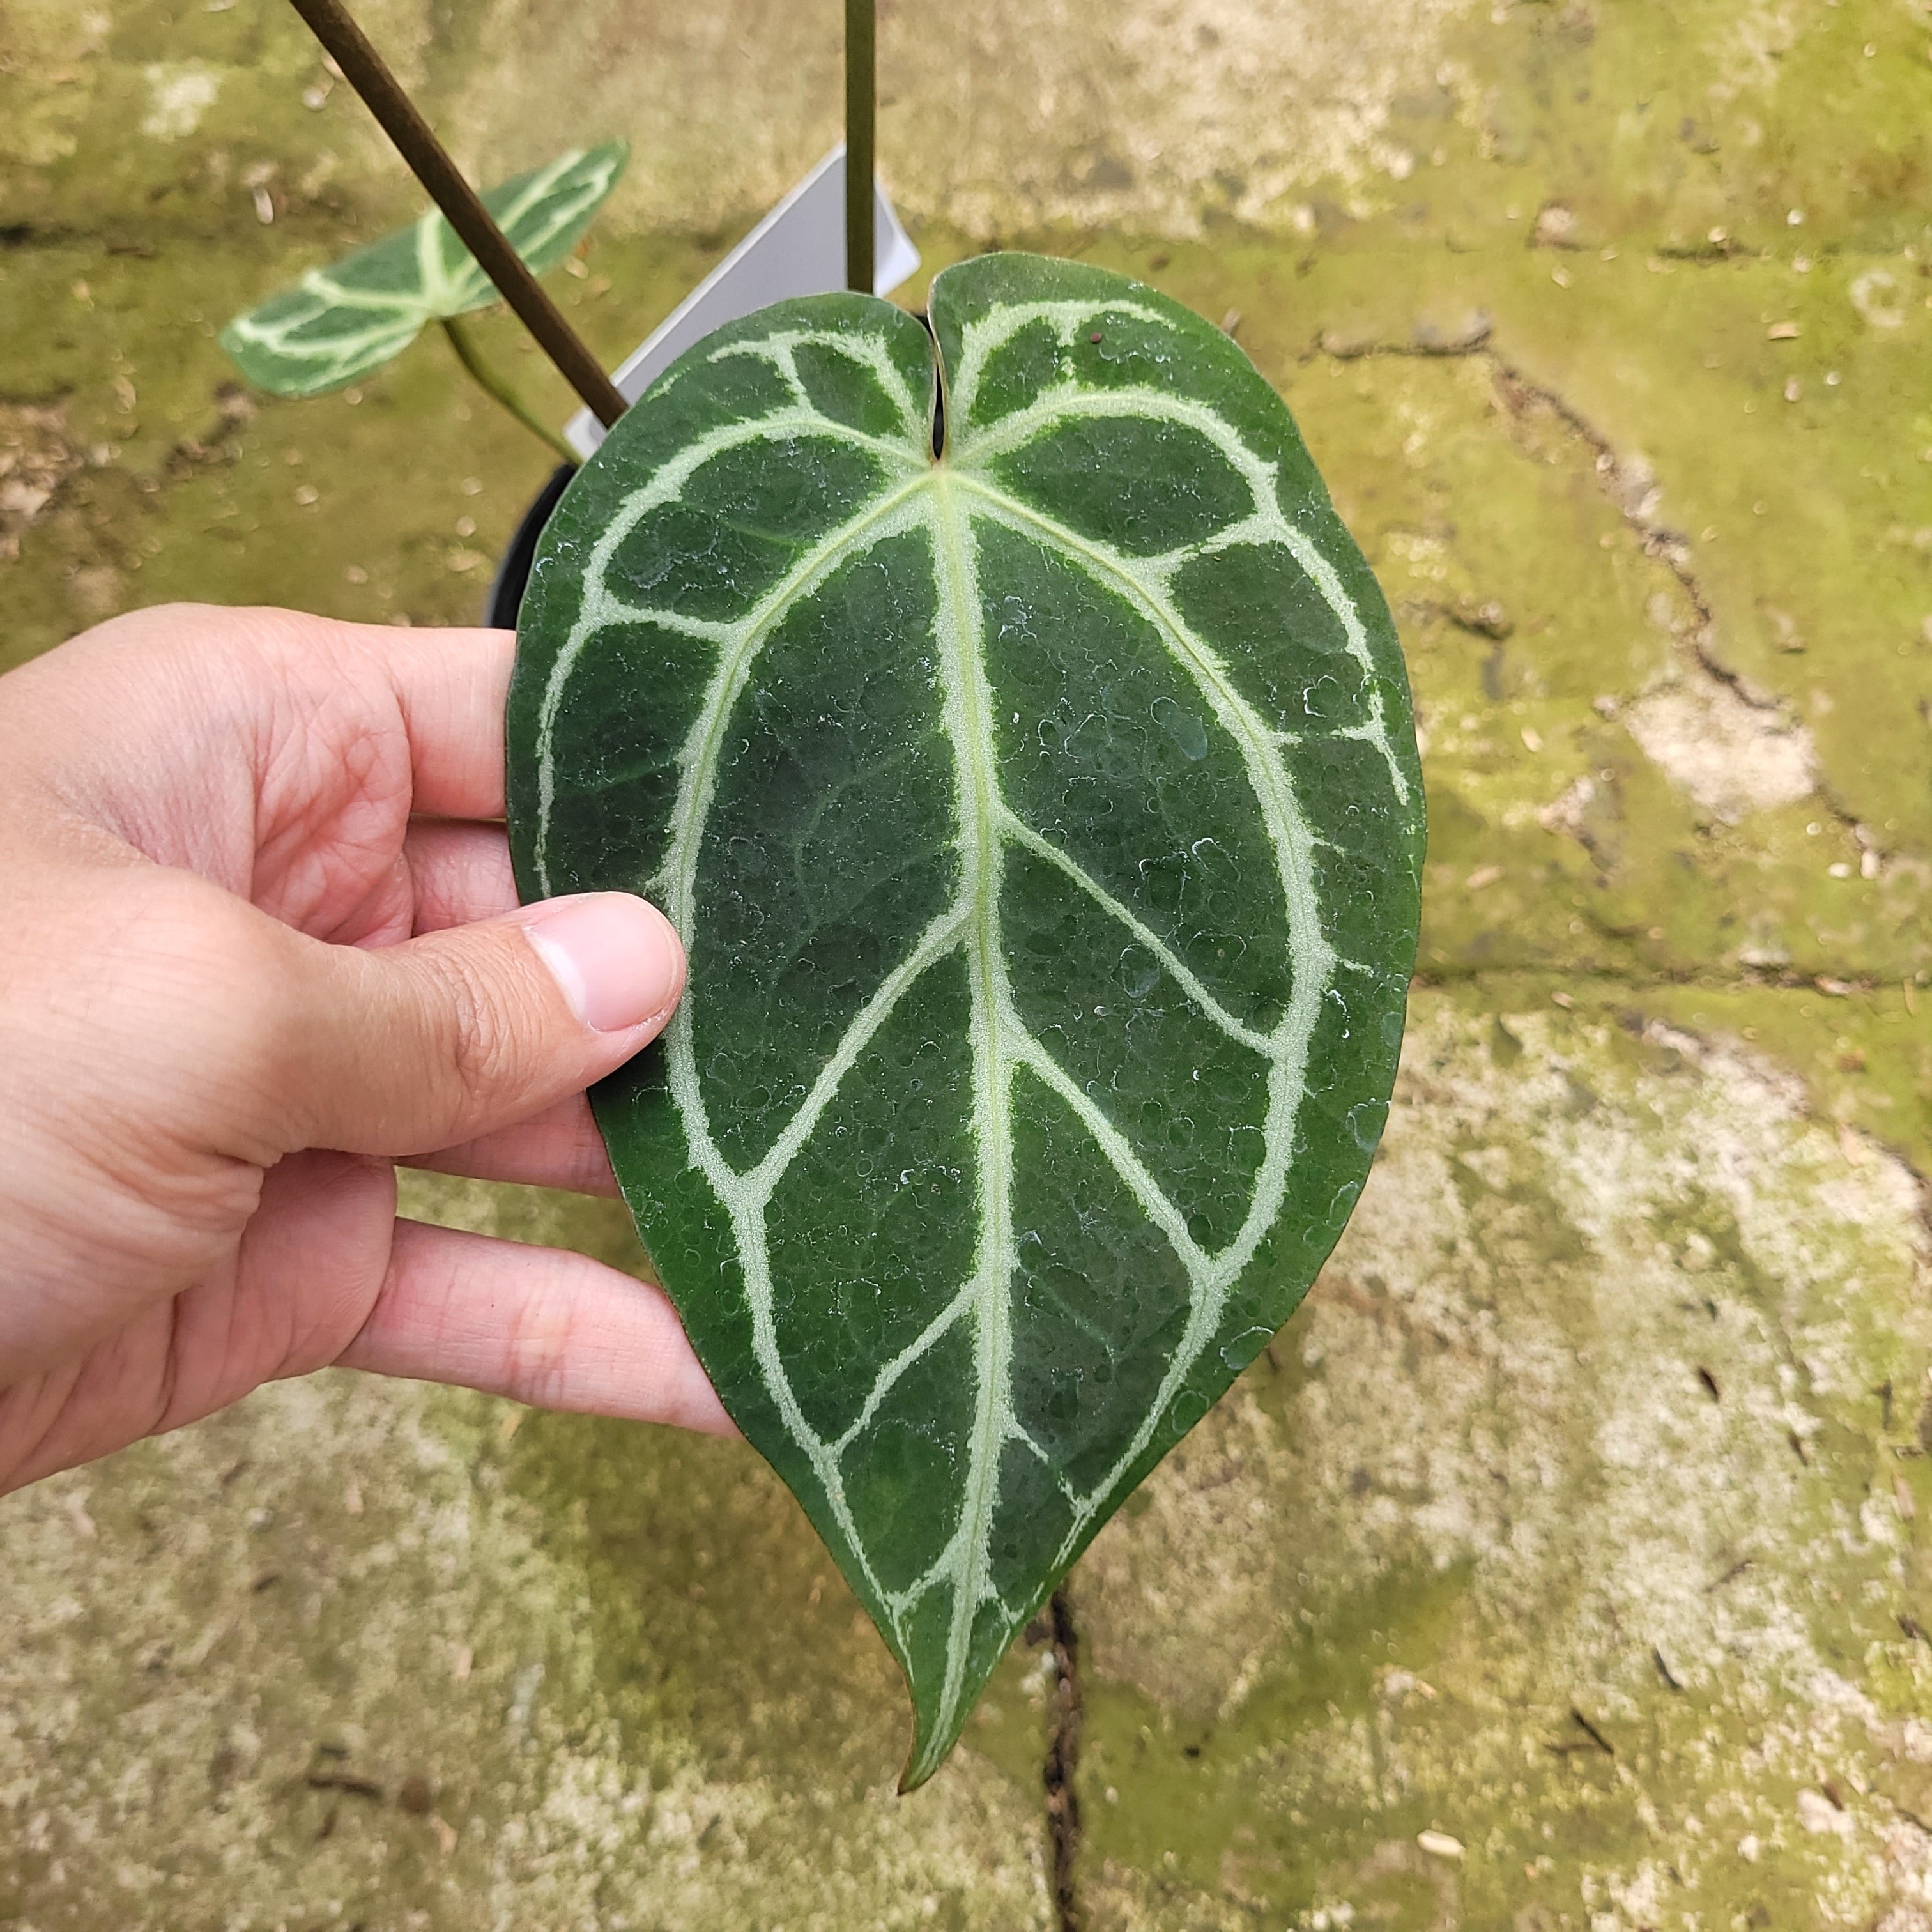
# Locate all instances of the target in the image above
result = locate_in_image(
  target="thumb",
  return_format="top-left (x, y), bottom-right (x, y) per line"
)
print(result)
top-left (278, 893), bottom-right (685, 1157)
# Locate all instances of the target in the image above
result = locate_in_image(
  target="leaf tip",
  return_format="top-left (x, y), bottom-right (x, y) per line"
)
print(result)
top-left (896, 1736), bottom-right (949, 1795)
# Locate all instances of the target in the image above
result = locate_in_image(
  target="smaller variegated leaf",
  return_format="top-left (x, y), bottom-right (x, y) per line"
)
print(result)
top-left (221, 142), bottom-right (627, 397)
top-left (507, 254), bottom-right (1423, 1787)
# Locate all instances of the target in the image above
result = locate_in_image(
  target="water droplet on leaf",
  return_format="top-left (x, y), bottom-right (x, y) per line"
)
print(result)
top-left (1151, 695), bottom-right (1209, 760)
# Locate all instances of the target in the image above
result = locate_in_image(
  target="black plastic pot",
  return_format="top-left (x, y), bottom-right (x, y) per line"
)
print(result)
top-left (484, 461), bottom-right (576, 629)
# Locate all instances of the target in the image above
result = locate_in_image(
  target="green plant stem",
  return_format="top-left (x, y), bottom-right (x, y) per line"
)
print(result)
top-left (440, 316), bottom-right (578, 465)
top-left (845, 0), bottom-right (875, 293)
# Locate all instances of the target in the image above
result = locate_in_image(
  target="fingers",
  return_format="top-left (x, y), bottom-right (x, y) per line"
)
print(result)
top-left (407, 1094), bottom-right (618, 1196)
top-left (197, 609), bottom-right (515, 820)
top-left (404, 819), bottom-right (519, 933)
top-left (358, 620), bottom-right (515, 820)
top-left (353, 829), bottom-right (634, 1193)
top-left (7, 606), bottom-right (515, 828)
top-left (334, 1218), bottom-right (734, 1435)
top-left (275, 890), bottom-right (686, 1158)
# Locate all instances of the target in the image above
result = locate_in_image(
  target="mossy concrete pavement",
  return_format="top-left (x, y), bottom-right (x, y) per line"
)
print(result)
top-left (3, 0), bottom-right (1929, 1924)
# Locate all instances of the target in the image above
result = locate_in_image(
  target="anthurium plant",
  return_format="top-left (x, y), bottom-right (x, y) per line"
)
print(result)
top-left (212, 0), bottom-right (1419, 1794)
top-left (222, 142), bottom-right (627, 457)
top-left (505, 252), bottom-right (1423, 1784)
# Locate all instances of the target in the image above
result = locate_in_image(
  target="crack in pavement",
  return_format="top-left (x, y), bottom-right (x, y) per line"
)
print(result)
top-left (1309, 326), bottom-right (1932, 1271)
top-left (1414, 963), bottom-right (1928, 997)
top-left (1043, 1587), bottom-right (1085, 1932)
top-left (1309, 323), bottom-right (1882, 854)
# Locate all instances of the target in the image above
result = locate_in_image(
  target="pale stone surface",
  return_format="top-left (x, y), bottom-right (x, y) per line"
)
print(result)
top-left (1, 0), bottom-right (1483, 238)
top-left (1623, 676), bottom-right (1818, 825)
top-left (1073, 997), bottom-right (1932, 1927)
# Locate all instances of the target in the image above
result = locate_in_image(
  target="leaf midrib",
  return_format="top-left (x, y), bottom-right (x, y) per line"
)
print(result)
top-left (920, 471), bottom-right (1016, 1783)
top-left (654, 452), bottom-right (1300, 1777)
top-left (565, 438), bottom-right (1308, 1572)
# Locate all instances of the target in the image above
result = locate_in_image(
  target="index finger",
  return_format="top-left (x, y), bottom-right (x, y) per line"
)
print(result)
top-left (337, 1220), bottom-right (735, 1436)
top-left (0, 608), bottom-right (521, 868)
top-left (360, 622), bottom-right (516, 822)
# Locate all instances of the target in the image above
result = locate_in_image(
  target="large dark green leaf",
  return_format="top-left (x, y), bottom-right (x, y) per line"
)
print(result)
top-left (221, 143), bottom-right (626, 397)
top-left (506, 254), bottom-right (1423, 1786)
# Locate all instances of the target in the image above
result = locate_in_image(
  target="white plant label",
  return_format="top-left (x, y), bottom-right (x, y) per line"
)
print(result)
top-left (563, 146), bottom-right (920, 458)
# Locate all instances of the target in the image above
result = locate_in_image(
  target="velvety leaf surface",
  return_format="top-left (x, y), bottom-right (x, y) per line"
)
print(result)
top-left (220, 143), bottom-right (627, 396)
top-left (506, 254), bottom-right (1423, 1786)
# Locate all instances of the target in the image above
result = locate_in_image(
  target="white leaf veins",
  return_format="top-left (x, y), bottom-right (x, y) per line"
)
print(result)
top-left (222, 146), bottom-right (625, 394)
top-left (528, 298), bottom-right (1408, 1783)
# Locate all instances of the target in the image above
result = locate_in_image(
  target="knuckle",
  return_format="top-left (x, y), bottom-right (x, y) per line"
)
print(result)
top-left (503, 1276), bottom-right (585, 1408)
top-left (201, 908), bottom-right (302, 1062)
top-left (174, 908), bottom-right (307, 1148)
top-left (418, 938), bottom-right (536, 1128)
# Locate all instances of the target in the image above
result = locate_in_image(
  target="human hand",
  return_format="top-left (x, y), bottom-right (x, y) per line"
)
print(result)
top-left (0, 603), bottom-right (731, 1495)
